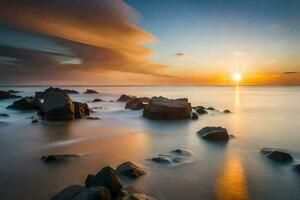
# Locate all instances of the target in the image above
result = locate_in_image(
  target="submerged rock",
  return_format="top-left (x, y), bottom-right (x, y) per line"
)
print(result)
top-left (197, 126), bottom-right (230, 141)
top-left (191, 112), bottom-right (198, 120)
top-left (84, 89), bottom-right (99, 94)
top-left (0, 113), bottom-right (9, 117)
top-left (261, 148), bottom-right (294, 163)
top-left (85, 166), bottom-right (122, 196)
top-left (6, 97), bottom-right (41, 110)
top-left (86, 116), bottom-right (100, 120)
top-left (125, 98), bottom-right (146, 110)
top-left (116, 161), bottom-right (145, 179)
top-left (41, 154), bottom-right (80, 163)
top-left (195, 107), bottom-right (207, 115)
top-left (143, 96), bottom-right (192, 120)
top-left (91, 98), bottom-right (102, 102)
top-left (170, 149), bottom-right (193, 156)
top-left (223, 109), bottom-right (231, 113)
top-left (0, 90), bottom-right (21, 100)
top-left (150, 155), bottom-right (172, 164)
top-left (206, 107), bottom-right (216, 111)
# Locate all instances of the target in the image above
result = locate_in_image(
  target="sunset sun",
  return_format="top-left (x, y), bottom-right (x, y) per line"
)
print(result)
top-left (232, 72), bottom-right (243, 82)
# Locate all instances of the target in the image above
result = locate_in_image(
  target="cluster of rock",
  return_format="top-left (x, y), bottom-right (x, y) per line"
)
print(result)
top-left (0, 90), bottom-right (21, 100)
top-left (51, 164), bottom-right (153, 200)
top-left (193, 105), bottom-right (231, 115)
top-left (150, 149), bottom-right (193, 164)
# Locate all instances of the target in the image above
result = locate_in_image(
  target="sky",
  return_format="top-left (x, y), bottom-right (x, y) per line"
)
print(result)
top-left (0, 0), bottom-right (300, 85)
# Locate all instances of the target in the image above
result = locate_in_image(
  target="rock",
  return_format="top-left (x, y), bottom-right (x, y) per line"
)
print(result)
top-left (206, 107), bottom-right (216, 111)
top-left (129, 192), bottom-right (156, 200)
top-left (143, 97), bottom-right (192, 120)
top-left (35, 91), bottom-right (45, 99)
top-left (261, 148), bottom-right (294, 163)
top-left (117, 94), bottom-right (134, 102)
top-left (86, 117), bottom-right (100, 120)
top-left (125, 98), bottom-right (146, 110)
top-left (51, 185), bottom-right (111, 200)
top-left (138, 97), bottom-right (150, 103)
top-left (191, 112), bottom-right (198, 120)
top-left (197, 126), bottom-right (230, 141)
top-left (223, 109), bottom-right (231, 113)
top-left (31, 119), bottom-right (39, 123)
top-left (293, 164), bottom-right (300, 173)
top-left (85, 166), bottom-right (122, 196)
top-left (74, 102), bottom-right (90, 119)
top-left (41, 154), bottom-right (80, 163)
top-left (150, 155), bottom-right (172, 164)
top-left (116, 161), bottom-right (145, 179)
top-left (63, 89), bottom-right (79, 94)
top-left (0, 90), bottom-right (21, 100)
top-left (0, 113), bottom-right (9, 117)
top-left (170, 149), bottom-right (192, 156)
top-left (6, 97), bottom-right (41, 110)
top-left (35, 89), bottom-right (78, 99)
top-left (195, 107), bottom-right (207, 115)
top-left (84, 89), bottom-right (99, 94)
top-left (91, 98), bottom-right (102, 102)
top-left (8, 89), bottom-right (21, 93)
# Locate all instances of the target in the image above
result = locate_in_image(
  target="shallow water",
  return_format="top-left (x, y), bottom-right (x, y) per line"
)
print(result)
top-left (0, 86), bottom-right (300, 200)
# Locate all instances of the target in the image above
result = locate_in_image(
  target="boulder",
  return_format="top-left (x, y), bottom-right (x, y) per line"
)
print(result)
top-left (116, 161), bottom-right (145, 179)
top-left (195, 107), bottom-right (207, 115)
top-left (125, 98), bottom-right (146, 110)
top-left (6, 97), bottom-right (41, 110)
top-left (223, 109), bottom-right (231, 113)
top-left (91, 98), bottom-right (102, 102)
top-left (41, 154), bottom-right (80, 163)
top-left (74, 102), bottom-right (90, 119)
top-left (0, 90), bottom-right (21, 100)
top-left (117, 94), bottom-right (134, 102)
top-left (35, 89), bottom-right (79, 99)
top-left (143, 97), bottom-right (192, 120)
top-left (197, 126), bottom-right (230, 141)
top-left (191, 112), bottom-right (198, 120)
top-left (84, 89), bottom-right (99, 94)
top-left (0, 113), bottom-right (9, 117)
top-left (35, 91), bottom-right (44, 99)
top-left (206, 107), bottom-right (216, 111)
top-left (85, 166), bottom-right (122, 196)
top-left (261, 148), bottom-right (294, 163)
top-left (51, 185), bottom-right (111, 200)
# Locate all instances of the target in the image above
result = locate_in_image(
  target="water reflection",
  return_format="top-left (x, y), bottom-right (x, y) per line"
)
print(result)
top-left (216, 154), bottom-right (250, 200)
top-left (235, 85), bottom-right (240, 108)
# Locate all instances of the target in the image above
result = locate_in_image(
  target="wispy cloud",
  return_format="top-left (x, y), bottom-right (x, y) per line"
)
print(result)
top-left (175, 52), bottom-right (186, 57)
top-left (282, 71), bottom-right (298, 74)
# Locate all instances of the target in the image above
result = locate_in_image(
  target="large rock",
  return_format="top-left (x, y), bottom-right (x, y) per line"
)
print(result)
top-left (143, 97), bottom-right (192, 120)
top-left (85, 166), bottom-right (122, 196)
top-left (117, 94), bottom-right (134, 102)
top-left (197, 126), bottom-right (229, 141)
top-left (35, 89), bottom-right (79, 99)
top-left (261, 148), bottom-right (294, 163)
top-left (116, 161), bottom-right (145, 179)
top-left (51, 185), bottom-right (111, 200)
top-left (6, 97), bottom-right (41, 110)
top-left (84, 89), bottom-right (98, 94)
top-left (0, 90), bottom-right (21, 100)
top-left (40, 87), bottom-right (89, 120)
top-left (125, 98), bottom-right (146, 110)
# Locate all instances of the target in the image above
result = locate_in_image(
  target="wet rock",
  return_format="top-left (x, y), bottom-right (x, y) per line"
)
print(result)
top-left (6, 97), bottom-right (42, 110)
top-left (261, 148), bottom-right (294, 163)
top-left (150, 155), bottom-right (172, 164)
top-left (197, 126), bottom-right (230, 141)
top-left (170, 149), bottom-right (192, 156)
top-left (51, 185), bottom-right (111, 200)
top-left (143, 96), bottom-right (192, 120)
top-left (223, 109), bottom-right (231, 113)
top-left (125, 98), bottom-right (146, 110)
top-left (8, 89), bottom-right (21, 93)
top-left (85, 166), bottom-right (122, 196)
top-left (293, 164), bottom-right (300, 173)
top-left (117, 94), bottom-right (134, 102)
top-left (206, 107), bottom-right (216, 111)
top-left (41, 154), bottom-right (80, 163)
top-left (191, 112), bottom-right (198, 120)
top-left (116, 161), bottom-right (145, 179)
top-left (84, 89), bottom-right (99, 94)
top-left (63, 89), bottom-right (79, 94)
top-left (31, 119), bottom-right (39, 123)
top-left (138, 97), bottom-right (150, 103)
top-left (195, 107), bottom-right (207, 115)
top-left (74, 102), bottom-right (90, 119)
top-left (91, 98), bottom-right (103, 102)
top-left (0, 113), bottom-right (9, 117)
top-left (34, 91), bottom-right (44, 99)
top-left (0, 90), bottom-right (21, 100)
top-left (86, 117), bottom-right (100, 120)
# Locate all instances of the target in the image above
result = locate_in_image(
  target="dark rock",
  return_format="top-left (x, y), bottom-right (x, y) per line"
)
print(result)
top-left (63, 89), bottom-right (79, 94)
top-left (170, 149), bottom-right (192, 156)
top-left (8, 90), bottom-right (21, 93)
top-left (293, 164), bottom-right (300, 173)
top-left (0, 90), bottom-right (21, 100)
top-left (191, 112), bottom-right (198, 120)
top-left (223, 109), bottom-right (231, 113)
top-left (138, 97), bottom-right (150, 103)
top-left (35, 89), bottom-right (78, 99)
top-left (86, 116), bottom-right (100, 120)
top-left (6, 97), bottom-right (41, 110)
top-left (84, 89), bottom-right (99, 94)
top-left (91, 98), bottom-right (103, 102)
top-left (206, 107), bottom-right (216, 111)
top-left (150, 155), bottom-right (172, 164)
top-left (125, 98), bottom-right (146, 110)
top-left (197, 126), bottom-right (230, 141)
top-left (195, 107), bottom-right (207, 115)
top-left (128, 192), bottom-right (156, 200)
top-left (261, 148), bottom-right (294, 163)
top-left (51, 185), bottom-right (111, 200)
top-left (74, 102), bottom-right (90, 119)
top-left (143, 96), bottom-right (192, 120)
top-left (117, 94), bottom-right (134, 102)
top-left (0, 113), bottom-right (9, 117)
top-left (41, 154), bottom-right (80, 163)
top-left (85, 166), bottom-right (122, 196)
top-left (35, 91), bottom-right (44, 99)
top-left (31, 119), bottom-right (39, 123)
top-left (116, 161), bottom-right (145, 179)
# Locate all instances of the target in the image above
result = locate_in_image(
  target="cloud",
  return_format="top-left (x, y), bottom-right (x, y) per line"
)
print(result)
top-left (0, 0), bottom-right (168, 84)
top-left (175, 52), bottom-right (186, 57)
top-left (233, 51), bottom-right (247, 56)
top-left (282, 71), bottom-right (298, 74)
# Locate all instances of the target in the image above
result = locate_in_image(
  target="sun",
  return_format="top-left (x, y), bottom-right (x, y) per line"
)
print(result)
top-left (232, 72), bottom-right (243, 82)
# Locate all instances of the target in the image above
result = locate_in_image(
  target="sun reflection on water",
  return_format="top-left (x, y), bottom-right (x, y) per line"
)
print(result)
top-left (215, 154), bottom-right (250, 200)
top-left (235, 85), bottom-right (240, 108)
